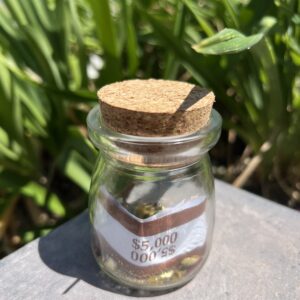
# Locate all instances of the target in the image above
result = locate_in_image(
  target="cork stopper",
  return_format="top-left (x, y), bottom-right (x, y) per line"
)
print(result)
top-left (97, 79), bottom-right (215, 137)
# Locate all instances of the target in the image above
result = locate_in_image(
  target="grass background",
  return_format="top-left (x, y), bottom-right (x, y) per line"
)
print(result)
top-left (0, 0), bottom-right (299, 257)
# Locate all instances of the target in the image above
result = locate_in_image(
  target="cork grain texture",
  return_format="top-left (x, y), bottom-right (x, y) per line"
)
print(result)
top-left (97, 79), bottom-right (215, 136)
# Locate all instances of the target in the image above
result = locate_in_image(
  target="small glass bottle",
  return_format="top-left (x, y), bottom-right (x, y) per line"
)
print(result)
top-left (87, 80), bottom-right (221, 291)
top-left (87, 79), bottom-right (221, 290)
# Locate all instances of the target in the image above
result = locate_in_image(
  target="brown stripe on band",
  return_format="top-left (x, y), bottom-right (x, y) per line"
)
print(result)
top-left (100, 194), bottom-right (206, 237)
top-left (93, 230), bottom-right (207, 277)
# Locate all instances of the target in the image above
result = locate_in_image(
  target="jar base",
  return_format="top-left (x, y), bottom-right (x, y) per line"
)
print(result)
top-left (91, 231), bottom-right (210, 292)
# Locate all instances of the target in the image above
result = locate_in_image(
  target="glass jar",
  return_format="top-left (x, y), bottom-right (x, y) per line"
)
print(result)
top-left (87, 105), bottom-right (222, 291)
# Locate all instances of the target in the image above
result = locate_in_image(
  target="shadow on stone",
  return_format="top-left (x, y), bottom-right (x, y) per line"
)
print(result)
top-left (38, 211), bottom-right (177, 297)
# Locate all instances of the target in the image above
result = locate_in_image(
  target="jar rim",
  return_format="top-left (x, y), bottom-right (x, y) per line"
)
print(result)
top-left (87, 105), bottom-right (222, 145)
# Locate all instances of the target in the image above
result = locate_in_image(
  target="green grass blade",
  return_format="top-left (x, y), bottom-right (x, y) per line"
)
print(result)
top-left (19, 84), bottom-right (48, 127)
top-left (183, 0), bottom-right (215, 37)
top-left (3, 0), bottom-right (27, 26)
top-left (122, 0), bottom-right (139, 77)
top-left (0, 4), bottom-right (22, 38)
top-left (222, 0), bottom-right (239, 29)
top-left (30, 0), bottom-right (55, 31)
top-left (64, 152), bottom-right (91, 193)
top-left (163, 0), bottom-right (186, 79)
top-left (87, 0), bottom-right (121, 82)
top-left (58, 150), bottom-right (92, 193)
top-left (0, 131), bottom-right (20, 162)
top-left (18, 0), bottom-right (40, 28)
top-left (251, 38), bottom-right (285, 127)
top-left (21, 182), bottom-right (66, 217)
top-left (68, 0), bottom-right (88, 87)
top-left (11, 79), bottom-right (23, 143)
top-left (137, 6), bottom-right (208, 86)
top-left (0, 52), bottom-right (95, 104)
top-left (23, 27), bottom-right (64, 88)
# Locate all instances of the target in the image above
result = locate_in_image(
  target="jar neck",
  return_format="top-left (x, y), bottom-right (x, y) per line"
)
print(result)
top-left (101, 151), bottom-right (209, 173)
top-left (87, 106), bottom-right (222, 169)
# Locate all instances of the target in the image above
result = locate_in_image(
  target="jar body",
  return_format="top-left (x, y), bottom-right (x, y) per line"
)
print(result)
top-left (89, 154), bottom-right (215, 290)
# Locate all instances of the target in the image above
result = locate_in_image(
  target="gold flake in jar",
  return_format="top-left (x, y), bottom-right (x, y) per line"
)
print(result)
top-left (180, 255), bottom-right (201, 267)
top-left (104, 257), bottom-right (117, 271)
top-left (172, 269), bottom-right (187, 280)
top-left (134, 203), bottom-right (163, 219)
top-left (147, 270), bottom-right (175, 284)
top-left (159, 270), bottom-right (174, 279)
top-left (147, 275), bottom-right (160, 284)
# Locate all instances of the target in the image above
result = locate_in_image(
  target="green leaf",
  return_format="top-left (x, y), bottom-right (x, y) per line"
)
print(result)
top-left (192, 28), bottom-right (263, 55)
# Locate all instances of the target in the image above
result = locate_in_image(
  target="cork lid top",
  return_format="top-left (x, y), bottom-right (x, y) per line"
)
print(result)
top-left (98, 79), bottom-right (214, 113)
top-left (98, 79), bottom-right (215, 136)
